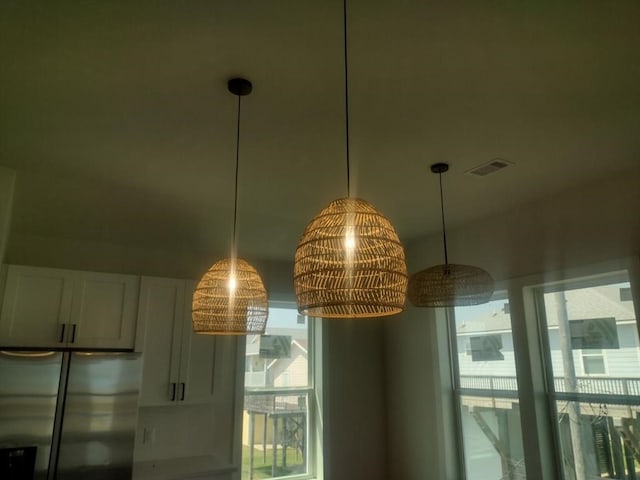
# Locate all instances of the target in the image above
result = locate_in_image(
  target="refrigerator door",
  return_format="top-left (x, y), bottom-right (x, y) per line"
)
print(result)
top-left (0, 351), bottom-right (63, 480)
top-left (55, 352), bottom-right (142, 480)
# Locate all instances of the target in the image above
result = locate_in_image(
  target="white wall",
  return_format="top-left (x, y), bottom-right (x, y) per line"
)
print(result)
top-left (134, 405), bottom-right (223, 462)
top-left (385, 307), bottom-right (459, 480)
top-left (405, 168), bottom-right (640, 281)
top-left (6, 231), bottom-right (296, 299)
top-left (386, 168), bottom-right (640, 479)
top-left (322, 318), bottom-right (388, 480)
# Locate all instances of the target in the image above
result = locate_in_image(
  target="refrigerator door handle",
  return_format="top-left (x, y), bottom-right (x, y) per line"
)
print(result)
top-left (59, 324), bottom-right (66, 343)
top-left (179, 382), bottom-right (185, 401)
top-left (70, 324), bottom-right (77, 343)
top-left (170, 382), bottom-right (176, 401)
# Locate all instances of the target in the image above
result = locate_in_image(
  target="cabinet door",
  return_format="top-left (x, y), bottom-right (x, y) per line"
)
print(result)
top-left (177, 281), bottom-right (218, 404)
top-left (0, 265), bottom-right (73, 348)
top-left (70, 272), bottom-right (140, 349)
top-left (137, 277), bottom-right (184, 406)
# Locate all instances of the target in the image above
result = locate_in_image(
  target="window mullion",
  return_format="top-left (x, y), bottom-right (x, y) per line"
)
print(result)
top-left (509, 282), bottom-right (560, 480)
top-left (447, 307), bottom-right (468, 480)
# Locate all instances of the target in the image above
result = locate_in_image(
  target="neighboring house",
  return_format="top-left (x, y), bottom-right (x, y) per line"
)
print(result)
top-left (244, 327), bottom-right (309, 388)
top-left (242, 326), bottom-right (309, 456)
top-left (455, 283), bottom-right (640, 480)
top-left (456, 283), bottom-right (639, 383)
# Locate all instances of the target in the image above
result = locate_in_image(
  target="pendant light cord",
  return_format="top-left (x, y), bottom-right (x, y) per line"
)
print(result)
top-left (438, 172), bottom-right (449, 265)
top-left (232, 94), bottom-right (242, 255)
top-left (343, 0), bottom-right (351, 198)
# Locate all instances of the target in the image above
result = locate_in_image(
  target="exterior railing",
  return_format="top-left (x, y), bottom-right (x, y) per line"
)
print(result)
top-left (553, 376), bottom-right (640, 397)
top-left (460, 375), bottom-right (640, 397)
top-left (244, 392), bottom-right (307, 414)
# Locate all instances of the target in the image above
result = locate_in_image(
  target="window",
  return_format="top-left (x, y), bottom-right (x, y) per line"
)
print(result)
top-left (450, 293), bottom-right (527, 480)
top-left (581, 349), bottom-right (606, 375)
top-left (241, 305), bottom-right (319, 480)
top-left (446, 260), bottom-right (640, 479)
top-left (535, 272), bottom-right (640, 479)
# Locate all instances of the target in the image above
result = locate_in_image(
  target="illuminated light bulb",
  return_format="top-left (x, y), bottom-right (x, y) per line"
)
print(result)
top-left (228, 275), bottom-right (237, 292)
top-left (344, 228), bottom-right (356, 250)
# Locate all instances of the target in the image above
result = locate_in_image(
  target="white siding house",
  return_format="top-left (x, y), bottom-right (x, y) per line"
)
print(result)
top-left (456, 284), bottom-right (639, 384)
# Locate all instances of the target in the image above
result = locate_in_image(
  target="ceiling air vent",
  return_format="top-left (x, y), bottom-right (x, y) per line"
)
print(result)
top-left (466, 159), bottom-right (513, 177)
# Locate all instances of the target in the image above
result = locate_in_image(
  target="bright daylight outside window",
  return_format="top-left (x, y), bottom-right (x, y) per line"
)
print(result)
top-left (535, 273), bottom-right (640, 480)
top-left (242, 306), bottom-right (315, 480)
top-left (450, 293), bottom-right (527, 479)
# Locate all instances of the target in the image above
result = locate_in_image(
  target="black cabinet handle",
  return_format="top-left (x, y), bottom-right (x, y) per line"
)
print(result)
top-left (170, 383), bottom-right (176, 401)
top-left (59, 324), bottom-right (66, 343)
top-left (180, 382), bottom-right (185, 401)
top-left (70, 324), bottom-right (77, 343)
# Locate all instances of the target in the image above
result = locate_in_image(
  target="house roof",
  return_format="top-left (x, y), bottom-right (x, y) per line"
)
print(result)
top-left (245, 328), bottom-right (308, 356)
top-left (1, 1), bottom-right (640, 267)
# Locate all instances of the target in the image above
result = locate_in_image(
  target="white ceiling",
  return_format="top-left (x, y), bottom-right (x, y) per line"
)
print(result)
top-left (1, 0), bottom-right (639, 265)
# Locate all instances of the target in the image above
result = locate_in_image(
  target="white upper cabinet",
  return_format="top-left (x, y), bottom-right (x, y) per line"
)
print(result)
top-left (71, 272), bottom-right (140, 349)
top-left (0, 266), bottom-right (73, 348)
top-left (137, 276), bottom-right (219, 406)
top-left (0, 265), bottom-right (139, 349)
top-left (179, 311), bottom-right (218, 404)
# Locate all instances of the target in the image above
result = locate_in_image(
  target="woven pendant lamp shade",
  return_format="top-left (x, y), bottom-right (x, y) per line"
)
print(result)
top-left (294, 197), bottom-right (408, 318)
top-left (193, 258), bottom-right (268, 335)
top-left (407, 264), bottom-right (494, 307)
top-left (407, 162), bottom-right (494, 308)
top-left (192, 77), bottom-right (268, 335)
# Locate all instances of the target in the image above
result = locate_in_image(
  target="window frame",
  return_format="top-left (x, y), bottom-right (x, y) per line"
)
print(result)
top-left (532, 267), bottom-right (640, 479)
top-left (448, 289), bottom-right (526, 480)
top-left (241, 301), bottom-right (321, 480)
top-left (446, 257), bottom-right (640, 480)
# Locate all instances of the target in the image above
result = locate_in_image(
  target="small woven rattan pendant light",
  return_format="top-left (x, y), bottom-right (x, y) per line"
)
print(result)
top-left (293, 0), bottom-right (408, 318)
top-left (192, 78), bottom-right (268, 334)
top-left (408, 163), bottom-right (494, 307)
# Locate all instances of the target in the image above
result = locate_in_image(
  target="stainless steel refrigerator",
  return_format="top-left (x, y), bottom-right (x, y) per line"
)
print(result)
top-left (0, 351), bottom-right (141, 479)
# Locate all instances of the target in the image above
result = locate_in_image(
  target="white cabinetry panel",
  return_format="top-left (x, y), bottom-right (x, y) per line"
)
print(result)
top-left (133, 276), bottom-right (243, 477)
top-left (137, 277), bottom-right (218, 406)
top-left (0, 265), bottom-right (138, 349)
top-left (0, 266), bottom-right (73, 348)
top-left (72, 272), bottom-right (140, 349)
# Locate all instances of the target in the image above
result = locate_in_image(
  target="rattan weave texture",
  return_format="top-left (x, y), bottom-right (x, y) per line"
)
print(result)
top-left (294, 197), bottom-right (407, 318)
top-left (193, 258), bottom-right (268, 334)
top-left (407, 263), bottom-right (494, 307)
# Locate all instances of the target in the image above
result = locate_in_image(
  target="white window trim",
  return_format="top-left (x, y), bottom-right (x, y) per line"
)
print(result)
top-left (445, 257), bottom-right (640, 480)
top-left (580, 348), bottom-right (608, 376)
top-left (514, 256), bottom-right (640, 480)
top-left (449, 289), bottom-right (526, 480)
top-left (239, 301), bottom-right (323, 480)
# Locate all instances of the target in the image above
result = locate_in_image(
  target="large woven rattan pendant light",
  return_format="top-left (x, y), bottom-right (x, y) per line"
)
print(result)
top-left (293, 0), bottom-right (408, 318)
top-left (192, 78), bottom-right (268, 335)
top-left (408, 163), bottom-right (494, 307)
